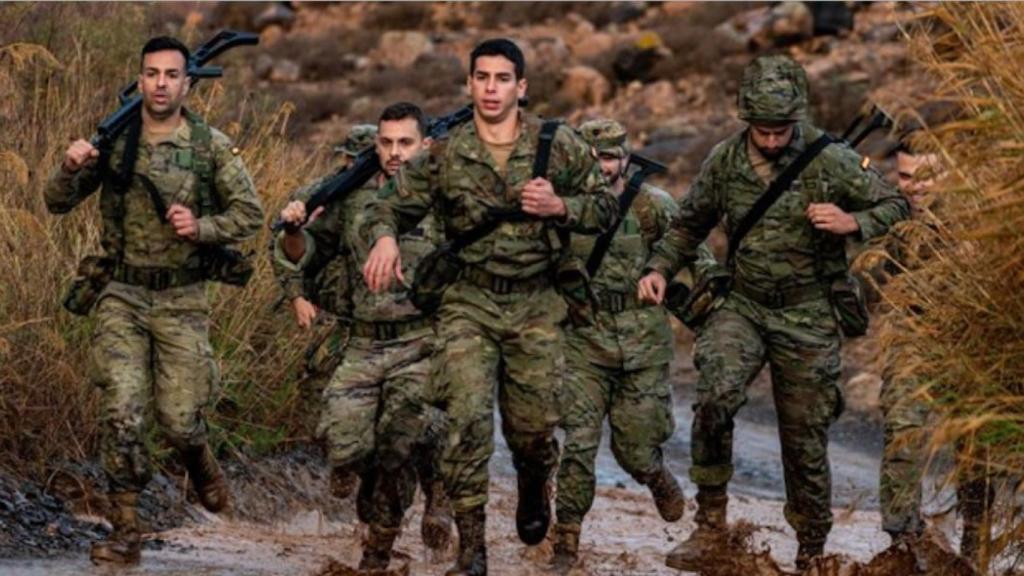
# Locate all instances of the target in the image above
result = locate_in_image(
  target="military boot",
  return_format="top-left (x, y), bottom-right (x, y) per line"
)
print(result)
top-left (795, 540), bottom-right (825, 571)
top-left (515, 469), bottom-right (552, 545)
top-left (665, 485), bottom-right (727, 571)
top-left (645, 466), bottom-right (686, 522)
top-left (445, 506), bottom-right (487, 576)
top-left (181, 444), bottom-right (231, 513)
top-left (421, 479), bottom-right (453, 551)
top-left (549, 522), bottom-right (581, 573)
top-left (359, 524), bottom-right (401, 571)
top-left (90, 491), bottom-right (141, 565)
top-left (959, 477), bottom-right (994, 571)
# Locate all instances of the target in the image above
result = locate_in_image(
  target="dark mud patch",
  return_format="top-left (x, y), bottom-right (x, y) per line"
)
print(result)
top-left (315, 553), bottom-right (411, 576)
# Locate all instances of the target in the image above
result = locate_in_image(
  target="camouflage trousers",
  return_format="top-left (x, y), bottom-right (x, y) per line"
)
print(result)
top-left (555, 350), bottom-right (674, 525)
top-left (317, 326), bottom-right (442, 527)
top-left (432, 281), bottom-right (565, 513)
top-left (691, 292), bottom-right (843, 545)
top-left (88, 282), bottom-right (219, 492)
top-left (879, 357), bottom-right (929, 536)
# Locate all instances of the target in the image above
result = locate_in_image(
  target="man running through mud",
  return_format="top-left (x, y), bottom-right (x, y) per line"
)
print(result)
top-left (361, 39), bottom-right (617, 576)
top-left (277, 102), bottom-right (452, 570)
top-left (637, 55), bottom-right (909, 570)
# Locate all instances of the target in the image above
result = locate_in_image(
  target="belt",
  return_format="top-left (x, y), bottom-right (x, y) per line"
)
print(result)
top-left (113, 264), bottom-right (205, 291)
top-left (596, 291), bottom-right (640, 313)
top-left (351, 317), bottom-right (433, 341)
top-left (462, 267), bottom-right (550, 295)
top-left (733, 277), bottom-right (827, 309)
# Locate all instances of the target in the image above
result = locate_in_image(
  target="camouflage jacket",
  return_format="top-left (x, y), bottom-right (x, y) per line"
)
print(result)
top-left (362, 112), bottom-right (618, 281)
top-left (45, 119), bottom-right (263, 270)
top-left (567, 183), bottom-right (677, 369)
top-left (275, 177), bottom-right (441, 323)
top-left (646, 123), bottom-right (909, 292)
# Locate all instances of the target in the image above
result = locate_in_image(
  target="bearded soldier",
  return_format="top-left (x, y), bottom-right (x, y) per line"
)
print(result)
top-left (637, 55), bottom-right (909, 569)
top-left (45, 36), bottom-right (264, 564)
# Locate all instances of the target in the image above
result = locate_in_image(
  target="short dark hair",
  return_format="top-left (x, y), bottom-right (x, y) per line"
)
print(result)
top-left (378, 102), bottom-right (427, 138)
top-left (140, 36), bottom-right (190, 70)
top-left (470, 38), bottom-right (525, 79)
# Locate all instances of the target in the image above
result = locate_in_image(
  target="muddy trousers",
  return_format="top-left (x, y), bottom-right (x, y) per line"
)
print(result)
top-left (317, 328), bottom-right (442, 526)
top-left (690, 294), bottom-right (843, 545)
top-left (879, 373), bottom-right (929, 536)
top-left (555, 359), bottom-right (674, 525)
top-left (89, 285), bottom-right (219, 492)
top-left (433, 283), bottom-right (564, 514)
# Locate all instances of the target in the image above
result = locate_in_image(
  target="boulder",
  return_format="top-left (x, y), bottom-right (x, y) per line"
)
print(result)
top-left (270, 58), bottom-right (302, 83)
top-left (559, 65), bottom-right (613, 108)
top-left (373, 31), bottom-right (434, 69)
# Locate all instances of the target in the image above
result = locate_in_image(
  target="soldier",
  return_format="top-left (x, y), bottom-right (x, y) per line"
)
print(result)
top-left (361, 39), bottom-right (618, 576)
top-left (276, 102), bottom-right (452, 570)
top-left (637, 55), bottom-right (910, 570)
top-left (550, 119), bottom-right (685, 571)
top-left (44, 37), bottom-right (264, 565)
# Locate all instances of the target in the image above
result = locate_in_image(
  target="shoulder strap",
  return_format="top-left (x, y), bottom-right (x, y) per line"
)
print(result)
top-left (104, 113), bottom-right (143, 262)
top-left (533, 119), bottom-right (561, 178)
top-left (726, 133), bottom-right (834, 266)
top-left (186, 112), bottom-right (218, 217)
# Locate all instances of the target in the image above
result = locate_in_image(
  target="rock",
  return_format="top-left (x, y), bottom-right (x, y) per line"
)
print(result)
top-left (259, 24), bottom-right (285, 47)
top-left (806, 1), bottom-right (854, 36)
top-left (608, 1), bottom-right (647, 25)
top-left (253, 53), bottom-right (274, 80)
top-left (530, 36), bottom-right (571, 72)
top-left (863, 22), bottom-right (901, 43)
top-left (570, 28), bottom-right (616, 61)
top-left (270, 58), bottom-right (301, 83)
top-left (612, 32), bottom-right (671, 84)
top-left (639, 80), bottom-right (677, 117)
top-left (716, 2), bottom-right (813, 51)
top-left (559, 65), bottom-right (613, 108)
top-left (373, 31), bottom-right (434, 69)
top-left (253, 2), bottom-right (296, 31)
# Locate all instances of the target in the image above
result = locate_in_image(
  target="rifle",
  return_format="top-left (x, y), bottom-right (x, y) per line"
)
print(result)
top-left (840, 103), bottom-right (894, 149)
top-left (91, 30), bottom-right (259, 153)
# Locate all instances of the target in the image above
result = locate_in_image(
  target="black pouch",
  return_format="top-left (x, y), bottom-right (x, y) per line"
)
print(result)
top-left (666, 267), bottom-right (732, 330)
top-left (202, 247), bottom-right (255, 287)
top-left (410, 242), bottom-right (463, 314)
top-left (62, 256), bottom-right (116, 316)
top-left (828, 273), bottom-right (869, 337)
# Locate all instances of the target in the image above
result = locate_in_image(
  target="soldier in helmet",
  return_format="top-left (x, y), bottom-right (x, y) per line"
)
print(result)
top-left (550, 119), bottom-right (685, 572)
top-left (637, 55), bottom-right (910, 569)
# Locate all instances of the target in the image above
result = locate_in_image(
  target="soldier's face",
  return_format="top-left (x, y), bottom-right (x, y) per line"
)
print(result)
top-left (598, 152), bottom-right (628, 188)
top-left (138, 50), bottom-right (189, 120)
top-left (896, 151), bottom-right (940, 214)
top-left (468, 55), bottom-right (526, 124)
top-left (376, 117), bottom-right (429, 177)
top-left (749, 123), bottom-right (795, 159)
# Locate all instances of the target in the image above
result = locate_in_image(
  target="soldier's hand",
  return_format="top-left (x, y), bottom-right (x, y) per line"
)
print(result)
top-left (363, 235), bottom-right (403, 293)
top-left (521, 178), bottom-right (567, 219)
top-left (806, 203), bottom-right (859, 236)
top-left (291, 297), bottom-right (318, 329)
top-left (280, 201), bottom-right (308, 232)
top-left (62, 139), bottom-right (99, 173)
top-left (637, 271), bottom-right (667, 305)
top-left (167, 204), bottom-right (199, 241)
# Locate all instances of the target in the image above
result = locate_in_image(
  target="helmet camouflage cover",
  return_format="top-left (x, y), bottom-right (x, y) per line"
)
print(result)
top-left (578, 118), bottom-right (630, 158)
top-left (334, 124), bottom-right (378, 157)
top-left (738, 55), bottom-right (809, 125)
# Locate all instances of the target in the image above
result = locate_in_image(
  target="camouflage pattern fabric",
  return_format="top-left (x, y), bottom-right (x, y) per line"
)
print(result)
top-left (645, 70), bottom-right (908, 542)
top-left (737, 55), bottom-right (809, 124)
top-left (334, 123), bottom-right (378, 158)
top-left (45, 119), bottom-right (263, 491)
top-left (556, 185), bottom-right (678, 525)
top-left (362, 112), bottom-right (617, 513)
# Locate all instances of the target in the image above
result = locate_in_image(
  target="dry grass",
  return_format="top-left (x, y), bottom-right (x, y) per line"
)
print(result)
top-left (860, 3), bottom-right (1024, 572)
top-left (0, 9), bottom-right (324, 481)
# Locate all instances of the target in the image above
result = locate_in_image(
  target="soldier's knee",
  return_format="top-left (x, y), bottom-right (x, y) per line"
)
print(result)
top-left (156, 409), bottom-right (205, 449)
top-left (562, 425), bottom-right (601, 455)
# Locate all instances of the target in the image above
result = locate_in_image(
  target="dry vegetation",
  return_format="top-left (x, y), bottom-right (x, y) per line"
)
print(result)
top-left (0, 5), bottom-right (324, 481)
top-left (858, 3), bottom-right (1024, 572)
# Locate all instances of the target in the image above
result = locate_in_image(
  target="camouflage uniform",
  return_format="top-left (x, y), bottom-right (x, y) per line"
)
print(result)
top-left (555, 120), bottom-right (681, 530)
top-left (647, 56), bottom-right (909, 552)
top-left (362, 112), bottom-right (616, 559)
top-left (44, 118), bottom-right (263, 492)
top-left (274, 178), bottom-right (444, 531)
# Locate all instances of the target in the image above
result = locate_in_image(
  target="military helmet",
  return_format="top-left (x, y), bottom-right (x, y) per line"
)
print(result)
top-left (334, 124), bottom-right (378, 157)
top-left (578, 118), bottom-right (630, 158)
top-left (737, 55), bottom-right (809, 125)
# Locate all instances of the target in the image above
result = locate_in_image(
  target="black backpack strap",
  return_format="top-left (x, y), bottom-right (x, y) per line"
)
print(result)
top-left (726, 133), bottom-right (835, 265)
top-left (533, 120), bottom-right (561, 178)
top-left (585, 155), bottom-right (666, 277)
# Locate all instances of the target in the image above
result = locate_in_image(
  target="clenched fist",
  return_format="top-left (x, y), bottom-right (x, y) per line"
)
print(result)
top-left (63, 139), bottom-right (99, 173)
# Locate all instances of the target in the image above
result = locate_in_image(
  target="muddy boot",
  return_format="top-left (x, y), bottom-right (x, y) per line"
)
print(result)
top-left (90, 491), bottom-right (141, 565)
top-left (421, 479), bottom-right (453, 551)
top-left (181, 444), bottom-right (230, 513)
top-left (885, 531), bottom-right (929, 573)
top-left (665, 485), bottom-right (727, 571)
top-left (795, 541), bottom-right (825, 571)
top-left (446, 506), bottom-right (487, 576)
top-left (330, 465), bottom-right (359, 500)
top-left (550, 522), bottom-right (580, 573)
top-left (644, 466), bottom-right (686, 522)
top-left (359, 524), bottom-right (401, 571)
top-left (515, 469), bottom-right (552, 545)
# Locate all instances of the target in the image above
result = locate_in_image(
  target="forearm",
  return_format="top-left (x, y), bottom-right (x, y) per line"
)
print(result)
top-left (44, 165), bottom-right (101, 214)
